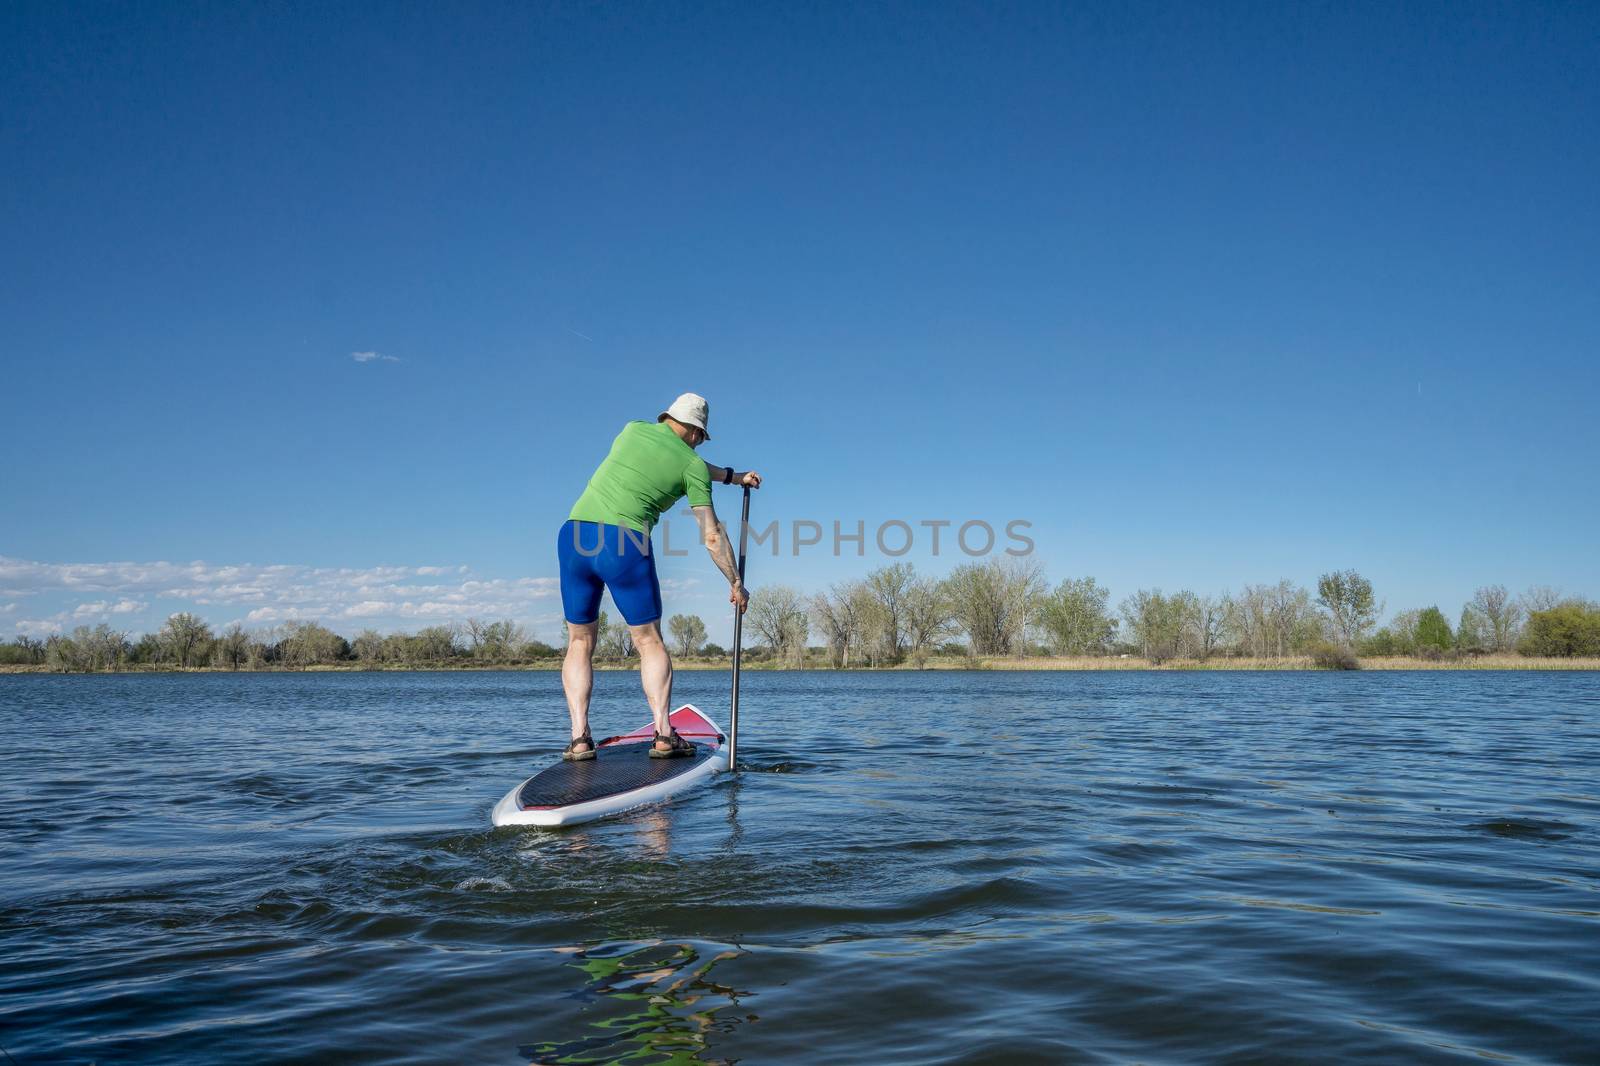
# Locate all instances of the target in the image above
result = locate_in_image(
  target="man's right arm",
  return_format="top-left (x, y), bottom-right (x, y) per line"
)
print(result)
top-left (702, 461), bottom-right (763, 490)
top-left (692, 504), bottom-right (748, 612)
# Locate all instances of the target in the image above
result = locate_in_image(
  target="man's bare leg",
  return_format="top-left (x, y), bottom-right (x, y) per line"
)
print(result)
top-left (562, 621), bottom-right (598, 751)
top-left (630, 620), bottom-right (674, 745)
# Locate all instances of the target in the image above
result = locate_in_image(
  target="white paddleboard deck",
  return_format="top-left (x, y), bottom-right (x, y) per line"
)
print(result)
top-left (491, 704), bottom-right (727, 828)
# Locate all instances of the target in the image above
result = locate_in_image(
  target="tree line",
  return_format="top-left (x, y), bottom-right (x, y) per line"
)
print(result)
top-left (3, 561), bottom-right (1597, 672)
top-left (752, 564), bottom-right (1598, 667)
top-left (0, 616), bottom-right (560, 672)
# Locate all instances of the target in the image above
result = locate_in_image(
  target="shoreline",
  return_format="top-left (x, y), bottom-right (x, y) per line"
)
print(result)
top-left (4, 654), bottom-right (1598, 675)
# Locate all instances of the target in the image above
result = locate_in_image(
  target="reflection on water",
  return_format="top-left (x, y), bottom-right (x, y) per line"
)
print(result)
top-left (627, 808), bottom-right (677, 862)
top-left (519, 941), bottom-right (752, 1065)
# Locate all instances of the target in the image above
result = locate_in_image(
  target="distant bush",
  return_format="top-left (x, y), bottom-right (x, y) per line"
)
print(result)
top-left (1358, 628), bottom-right (1403, 657)
top-left (276, 620), bottom-right (348, 668)
top-left (700, 643), bottom-right (726, 658)
top-left (1519, 602), bottom-right (1600, 657)
top-left (129, 634), bottom-right (164, 664)
top-left (1414, 607), bottom-right (1454, 652)
top-left (0, 642), bottom-right (34, 666)
top-left (1306, 641), bottom-right (1359, 670)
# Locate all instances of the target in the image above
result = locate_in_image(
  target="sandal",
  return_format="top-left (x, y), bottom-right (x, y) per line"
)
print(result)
top-left (649, 728), bottom-right (695, 759)
top-left (563, 733), bottom-right (597, 762)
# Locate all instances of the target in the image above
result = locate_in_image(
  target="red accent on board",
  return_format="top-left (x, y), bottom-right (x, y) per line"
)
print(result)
top-left (602, 705), bottom-right (721, 747)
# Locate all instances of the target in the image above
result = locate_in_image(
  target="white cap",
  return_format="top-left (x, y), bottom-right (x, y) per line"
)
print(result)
top-left (658, 392), bottom-right (711, 439)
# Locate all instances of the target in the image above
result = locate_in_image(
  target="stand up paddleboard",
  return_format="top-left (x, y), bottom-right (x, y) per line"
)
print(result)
top-left (491, 705), bottom-right (727, 828)
top-left (492, 484), bottom-right (755, 830)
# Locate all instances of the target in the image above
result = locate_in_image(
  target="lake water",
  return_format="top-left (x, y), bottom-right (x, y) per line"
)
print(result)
top-left (2, 670), bottom-right (1597, 1064)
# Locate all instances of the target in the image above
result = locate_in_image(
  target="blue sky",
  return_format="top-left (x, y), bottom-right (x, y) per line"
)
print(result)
top-left (3, 1), bottom-right (1597, 644)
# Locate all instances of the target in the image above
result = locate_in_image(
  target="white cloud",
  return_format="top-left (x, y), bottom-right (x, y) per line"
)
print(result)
top-left (351, 351), bottom-right (401, 363)
top-left (0, 555), bottom-right (559, 635)
top-left (14, 618), bottom-right (61, 636)
top-left (0, 602), bottom-right (15, 614)
top-left (72, 599), bottom-right (146, 619)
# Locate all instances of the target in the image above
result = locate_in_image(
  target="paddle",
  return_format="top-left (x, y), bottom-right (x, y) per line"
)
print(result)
top-left (728, 483), bottom-right (752, 770)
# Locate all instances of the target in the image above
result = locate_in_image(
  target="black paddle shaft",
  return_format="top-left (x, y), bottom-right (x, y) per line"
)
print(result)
top-left (728, 485), bottom-right (751, 770)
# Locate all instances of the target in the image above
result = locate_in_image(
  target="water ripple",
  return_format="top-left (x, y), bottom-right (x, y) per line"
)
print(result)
top-left (2, 669), bottom-right (1597, 1063)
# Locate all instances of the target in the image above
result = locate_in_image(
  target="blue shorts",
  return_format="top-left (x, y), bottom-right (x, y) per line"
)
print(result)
top-left (556, 519), bottom-right (662, 627)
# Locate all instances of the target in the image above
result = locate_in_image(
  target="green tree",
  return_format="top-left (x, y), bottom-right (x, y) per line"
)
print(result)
top-left (1316, 569), bottom-right (1380, 650)
top-left (1519, 602), bottom-right (1600, 657)
top-left (1037, 577), bottom-right (1115, 656)
top-left (1359, 628), bottom-right (1402, 657)
top-left (667, 614), bottom-right (708, 657)
top-left (130, 633), bottom-right (164, 664)
top-left (518, 638), bottom-right (559, 659)
top-left (946, 558), bottom-right (1046, 657)
top-left (1169, 590), bottom-right (1204, 658)
top-left (480, 620), bottom-right (526, 662)
top-left (45, 632), bottom-right (85, 671)
top-left (1414, 607), bottom-right (1453, 652)
top-left (1120, 589), bottom-right (1187, 663)
top-left (14, 636), bottom-right (47, 664)
top-left (351, 628), bottom-right (386, 663)
top-left (413, 625), bottom-right (458, 662)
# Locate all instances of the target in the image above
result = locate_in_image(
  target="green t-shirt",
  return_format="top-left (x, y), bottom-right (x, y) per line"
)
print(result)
top-left (569, 420), bottom-right (713, 533)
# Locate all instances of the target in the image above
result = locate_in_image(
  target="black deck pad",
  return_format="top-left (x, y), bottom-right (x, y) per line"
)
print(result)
top-left (518, 741), bottom-right (714, 809)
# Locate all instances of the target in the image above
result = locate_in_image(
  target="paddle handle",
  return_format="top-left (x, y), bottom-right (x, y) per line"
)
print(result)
top-left (728, 485), bottom-right (751, 770)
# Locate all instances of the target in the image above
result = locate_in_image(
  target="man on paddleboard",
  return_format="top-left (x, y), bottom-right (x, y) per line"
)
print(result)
top-left (557, 392), bottom-right (759, 761)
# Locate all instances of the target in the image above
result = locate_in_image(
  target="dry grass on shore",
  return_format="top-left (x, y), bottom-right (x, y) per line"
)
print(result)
top-left (1335, 654), bottom-right (1600, 671)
